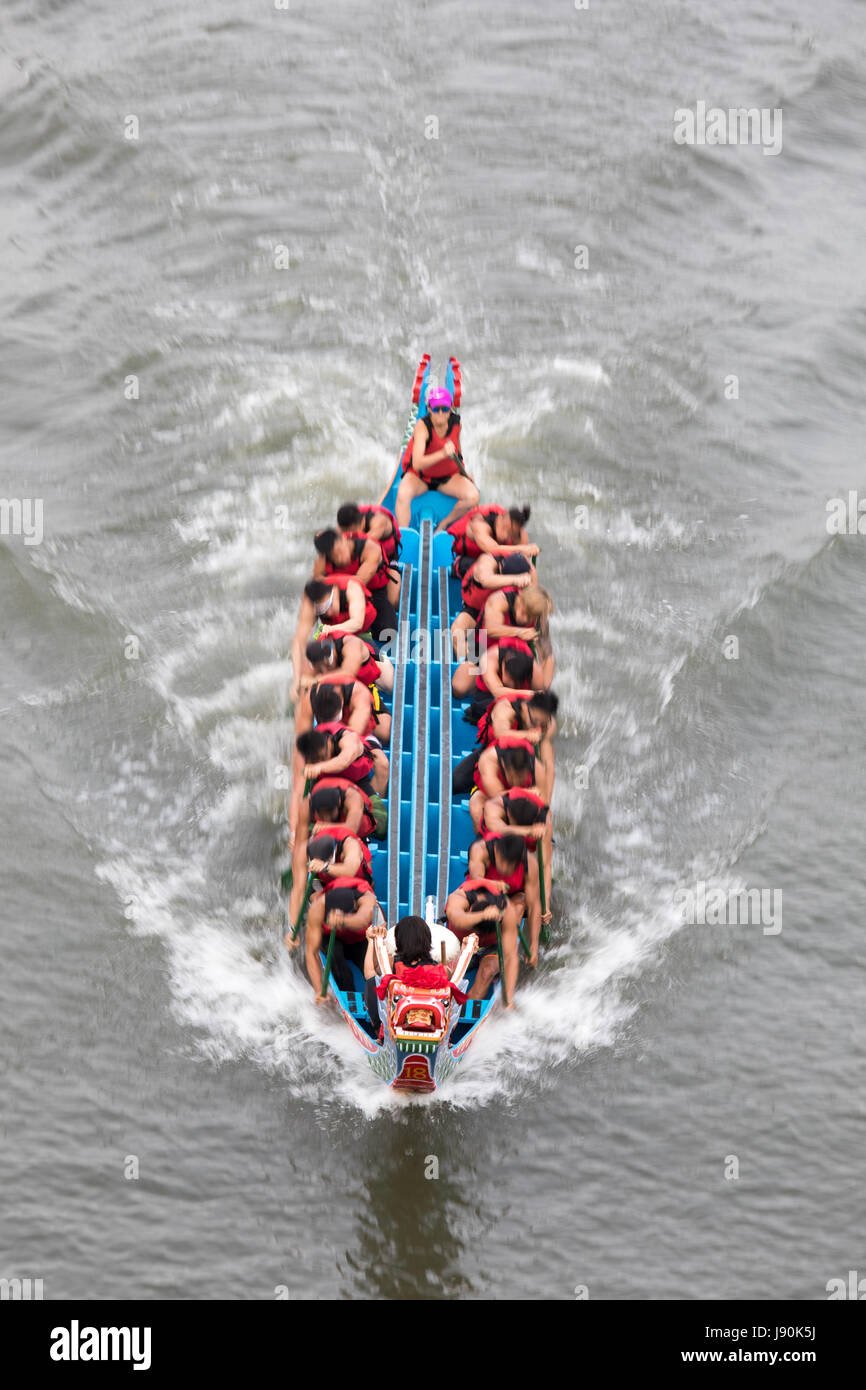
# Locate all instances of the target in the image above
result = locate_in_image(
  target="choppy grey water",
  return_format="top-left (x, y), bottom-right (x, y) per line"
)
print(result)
top-left (1, 0), bottom-right (865, 1300)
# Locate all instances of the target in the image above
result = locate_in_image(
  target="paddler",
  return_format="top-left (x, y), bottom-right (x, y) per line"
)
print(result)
top-left (394, 387), bottom-right (479, 531)
top-left (287, 777), bottom-right (383, 926)
top-left (286, 681), bottom-right (387, 856)
top-left (451, 552), bottom-right (534, 659)
top-left (467, 736), bottom-right (547, 829)
top-left (336, 502), bottom-right (401, 565)
top-left (467, 832), bottom-right (542, 967)
top-left (305, 632), bottom-right (394, 694)
top-left (452, 637), bottom-right (545, 707)
top-left (448, 504), bottom-right (536, 561)
top-left (305, 828), bottom-right (373, 889)
top-left (308, 678), bottom-right (390, 744)
top-left (291, 878), bottom-right (379, 1000)
top-left (289, 576), bottom-right (377, 704)
top-left (295, 725), bottom-right (389, 797)
top-left (478, 582), bottom-right (553, 643)
top-left (444, 878), bottom-right (520, 1007)
top-left (312, 528), bottom-right (400, 629)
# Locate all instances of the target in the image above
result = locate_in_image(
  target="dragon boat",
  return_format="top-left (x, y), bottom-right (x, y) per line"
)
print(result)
top-left (305, 356), bottom-right (507, 1094)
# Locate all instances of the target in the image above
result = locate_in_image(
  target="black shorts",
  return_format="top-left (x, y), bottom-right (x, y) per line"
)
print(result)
top-left (370, 588), bottom-right (399, 641)
top-left (469, 948), bottom-right (499, 969)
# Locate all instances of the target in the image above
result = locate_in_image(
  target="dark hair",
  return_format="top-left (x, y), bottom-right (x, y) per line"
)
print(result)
top-left (296, 729), bottom-right (329, 762)
top-left (508, 505), bottom-right (531, 529)
top-left (305, 579), bottom-right (331, 605)
top-left (502, 651), bottom-right (533, 687)
top-left (466, 886), bottom-right (506, 916)
top-left (505, 796), bottom-right (547, 827)
top-left (528, 690), bottom-right (559, 719)
top-left (337, 503), bottom-right (362, 530)
top-left (492, 833), bottom-right (525, 867)
top-left (499, 553), bottom-right (531, 576)
top-left (393, 915), bottom-right (436, 967)
top-left (499, 744), bottom-right (534, 781)
top-left (307, 834), bottom-right (336, 864)
top-left (306, 638), bottom-right (334, 667)
top-left (314, 528), bottom-right (339, 558)
top-left (309, 786), bottom-right (342, 820)
top-left (310, 684), bottom-right (342, 723)
top-left (324, 885), bottom-right (359, 917)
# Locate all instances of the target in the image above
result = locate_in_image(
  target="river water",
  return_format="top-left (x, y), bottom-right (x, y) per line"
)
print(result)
top-left (2, 0), bottom-right (865, 1299)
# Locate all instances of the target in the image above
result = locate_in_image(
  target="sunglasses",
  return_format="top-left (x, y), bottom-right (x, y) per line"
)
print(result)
top-left (430, 405), bottom-right (449, 414)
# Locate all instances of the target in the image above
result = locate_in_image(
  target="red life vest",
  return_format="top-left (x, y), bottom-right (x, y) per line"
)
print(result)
top-left (476, 637), bottom-right (535, 696)
top-left (308, 823), bottom-right (373, 885)
top-left (473, 735), bottom-right (536, 796)
top-left (309, 776), bottom-right (376, 840)
top-left (324, 576), bottom-right (376, 635)
top-left (313, 676), bottom-right (375, 736)
top-left (355, 504), bottom-right (401, 563)
top-left (447, 877), bottom-right (505, 949)
top-left (313, 721), bottom-right (374, 786)
top-left (327, 632), bottom-right (382, 689)
top-left (477, 692), bottom-right (528, 746)
top-left (484, 839), bottom-right (526, 895)
top-left (376, 962), bottom-right (467, 1004)
top-left (495, 735), bottom-right (536, 786)
top-left (481, 788), bottom-right (548, 851)
top-left (476, 586), bottom-right (522, 635)
top-left (328, 534), bottom-right (390, 592)
top-left (460, 552), bottom-right (513, 616)
top-left (401, 412), bottom-right (463, 482)
top-left (321, 875), bottom-right (374, 940)
top-left (447, 505), bottom-right (505, 560)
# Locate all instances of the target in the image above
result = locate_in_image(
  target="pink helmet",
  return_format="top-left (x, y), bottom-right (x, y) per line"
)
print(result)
top-left (426, 386), bottom-right (452, 412)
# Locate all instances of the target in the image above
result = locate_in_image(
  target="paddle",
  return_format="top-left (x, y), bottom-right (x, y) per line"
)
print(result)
top-left (496, 918), bottom-right (509, 1008)
top-left (538, 841), bottom-right (551, 945)
top-left (285, 776), bottom-right (313, 932)
top-left (289, 872), bottom-right (314, 942)
top-left (518, 917), bottom-right (533, 961)
top-left (319, 920), bottom-right (337, 998)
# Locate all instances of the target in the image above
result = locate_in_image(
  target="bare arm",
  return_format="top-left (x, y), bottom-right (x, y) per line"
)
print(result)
top-left (445, 894), bottom-right (501, 931)
top-left (304, 730), bottom-right (364, 779)
top-left (354, 538), bottom-right (384, 589)
top-left (481, 595), bottom-right (537, 643)
top-left (341, 786), bottom-right (366, 834)
top-left (479, 646), bottom-right (533, 702)
top-left (471, 518), bottom-right (539, 558)
top-left (412, 422), bottom-right (455, 472)
top-left (336, 837), bottom-right (365, 879)
top-left (345, 685), bottom-right (374, 736)
top-left (320, 581), bottom-right (364, 636)
top-left (364, 513), bottom-right (390, 543)
top-left (290, 598), bottom-right (316, 700)
top-left (477, 747), bottom-right (507, 800)
top-left (329, 892), bottom-right (376, 933)
top-left (524, 853), bottom-right (542, 963)
top-left (473, 556), bottom-right (534, 592)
